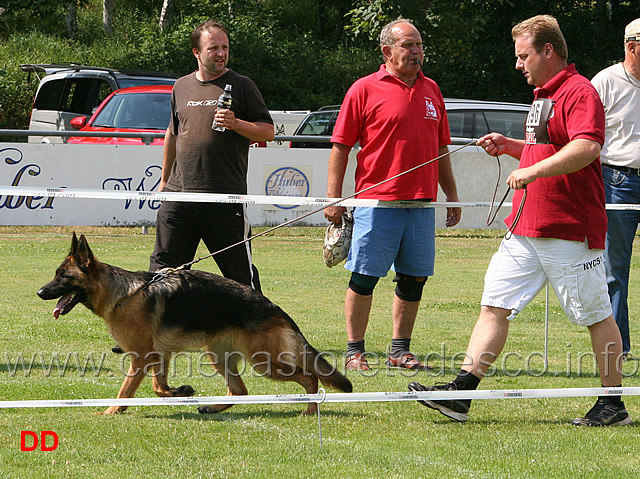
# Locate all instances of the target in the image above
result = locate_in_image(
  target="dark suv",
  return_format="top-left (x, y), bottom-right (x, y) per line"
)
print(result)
top-left (289, 99), bottom-right (530, 148)
top-left (22, 63), bottom-right (176, 143)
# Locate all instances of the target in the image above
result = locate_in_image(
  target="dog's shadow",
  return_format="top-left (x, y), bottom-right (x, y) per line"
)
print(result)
top-left (143, 408), bottom-right (352, 421)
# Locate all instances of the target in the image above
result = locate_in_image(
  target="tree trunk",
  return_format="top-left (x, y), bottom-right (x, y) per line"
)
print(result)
top-left (159, 0), bottom-right (175, 32)
top-left (103, 0), bottom-right (115, 36)
top-left (67, 1), bottom-right (78, 40)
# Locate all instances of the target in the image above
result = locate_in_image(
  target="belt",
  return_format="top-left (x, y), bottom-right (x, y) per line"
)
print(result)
top-left (603, 164), bottom-right (640, 176)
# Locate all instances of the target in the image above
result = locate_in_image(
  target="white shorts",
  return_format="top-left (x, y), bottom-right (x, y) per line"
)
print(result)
top-left (481, 235), bottom-right (612, 327)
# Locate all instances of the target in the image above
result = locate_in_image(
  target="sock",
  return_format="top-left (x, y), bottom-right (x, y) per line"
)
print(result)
top-left (453, 370), bottom-right (481, 391)
top-left (390, 338), bottom-right (411, 358)
top-left (347, 340), bottom-right (365, 357)
top-left (601, 385), bottom-right (623, 407)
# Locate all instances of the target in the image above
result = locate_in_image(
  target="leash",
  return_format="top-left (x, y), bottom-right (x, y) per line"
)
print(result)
top-left (115, 140), bottom-right (478, 307)
top-left (114, 268), bottom-right (179, 308)
top-left (178, 140), bottom-right (478, 270)
top-left (485, 154), bottom-right (527, 239)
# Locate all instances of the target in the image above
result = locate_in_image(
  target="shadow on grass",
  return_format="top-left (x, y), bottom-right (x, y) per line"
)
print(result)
top-left (143, 408), bottom-right (353, 421)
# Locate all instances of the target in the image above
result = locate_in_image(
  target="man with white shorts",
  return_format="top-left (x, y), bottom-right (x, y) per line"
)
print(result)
top-left (409, 15), bottom-right (631, 427)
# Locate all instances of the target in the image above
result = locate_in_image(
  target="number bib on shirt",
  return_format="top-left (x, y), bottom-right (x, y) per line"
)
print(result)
top-left (525, 98), bottom-right (555, 145)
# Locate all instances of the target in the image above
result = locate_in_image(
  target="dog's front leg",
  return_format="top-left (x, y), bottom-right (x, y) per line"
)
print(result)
top-left (150, 354), bottom-right (195, 398)
top-left (98, 359), bottom-right (147, 415)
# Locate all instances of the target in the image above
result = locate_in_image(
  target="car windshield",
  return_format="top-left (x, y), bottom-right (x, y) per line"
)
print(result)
top-left (92, 92), bottom-right (170, 130)
top-left (118, 78), bottom-right (176, 88)
top-left (296, 111), bottom-right (336, 136)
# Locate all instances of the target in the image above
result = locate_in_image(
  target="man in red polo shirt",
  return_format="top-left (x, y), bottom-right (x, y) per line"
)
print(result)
top-left (324, 19), bottom-right (461, 372)
top-left (410, 15), bottom-right (631, 427)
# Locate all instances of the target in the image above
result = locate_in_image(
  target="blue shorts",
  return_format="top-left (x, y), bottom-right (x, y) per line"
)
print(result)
top-left (345, 206), bottom-right (435, 278)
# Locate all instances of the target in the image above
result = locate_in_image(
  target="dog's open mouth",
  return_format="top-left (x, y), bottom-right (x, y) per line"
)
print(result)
top-left (53, 292), bottom-right (81, 319)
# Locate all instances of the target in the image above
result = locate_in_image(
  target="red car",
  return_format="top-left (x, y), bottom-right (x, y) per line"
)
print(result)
top-left (68, 85), bottom-right (172, 145)
top-left (68, 84), bottom-right (267, 146)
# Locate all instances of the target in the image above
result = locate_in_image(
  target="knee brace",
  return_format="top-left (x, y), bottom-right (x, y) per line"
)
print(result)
top-left (393, 273), bottom-right (427, 302)
top-left (348, 272), bottom-right (380, 296)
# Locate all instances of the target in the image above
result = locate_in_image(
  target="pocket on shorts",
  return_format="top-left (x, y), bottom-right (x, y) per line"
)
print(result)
top-left (561, 255), bottom-right (611, 326)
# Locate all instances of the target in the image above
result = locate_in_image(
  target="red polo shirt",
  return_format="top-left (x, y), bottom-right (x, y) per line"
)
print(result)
top-left (507, 64), bottom-right (607, 249)
top-left (331, 65), bottom-right (451, 200)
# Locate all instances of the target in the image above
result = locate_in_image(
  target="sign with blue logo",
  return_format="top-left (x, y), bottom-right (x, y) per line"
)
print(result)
top-left (264, 166), bottom-right (311, 210)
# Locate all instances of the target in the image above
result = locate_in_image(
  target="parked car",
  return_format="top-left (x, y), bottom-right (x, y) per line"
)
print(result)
top-left (67, 85), bottom-right (172, 145)
top-left (67, 84), bottom-right (284, 147)
top-left (289, 99), bottom-right (530, 148)
top-left (444, 98), bottom-right (529, 144)
top-left (21, 63), bottom-right (177, 143)
top-left (288, 105), bottom-right (341, 148)
top-left (267, 110), bottom-right (309, 147)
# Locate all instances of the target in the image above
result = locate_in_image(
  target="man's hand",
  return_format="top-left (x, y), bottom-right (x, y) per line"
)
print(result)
top-left (445, 206), bottom-right (461, 227)
top-left (324, 205), bottom-right (346, 224)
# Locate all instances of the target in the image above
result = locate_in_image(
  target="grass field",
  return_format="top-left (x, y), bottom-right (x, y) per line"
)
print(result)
top-left (1, 226), bottom-right (639, 478)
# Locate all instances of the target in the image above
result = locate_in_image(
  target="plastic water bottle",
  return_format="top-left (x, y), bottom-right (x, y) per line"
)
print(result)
top-left (212, 84), bottom-right (233, 132)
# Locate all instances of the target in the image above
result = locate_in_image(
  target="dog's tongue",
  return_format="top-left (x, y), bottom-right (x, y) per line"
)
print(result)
top-left (53, 294), bottom-right (71, 319)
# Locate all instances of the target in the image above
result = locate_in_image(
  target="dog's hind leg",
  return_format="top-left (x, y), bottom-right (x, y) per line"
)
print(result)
top-left (198, 350), bottom-right (248, 414)
top-left (149, 353), bottom-right (195, 398)
top-left (279, 369), bottom-right (320, 416)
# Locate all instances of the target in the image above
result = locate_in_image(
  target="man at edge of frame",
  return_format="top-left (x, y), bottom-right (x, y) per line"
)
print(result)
top-left (409, 14), bottom-right (632, 427)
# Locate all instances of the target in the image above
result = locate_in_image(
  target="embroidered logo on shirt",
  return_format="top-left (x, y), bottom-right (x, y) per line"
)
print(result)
top-left (424, 98), bottom-right (439, 120)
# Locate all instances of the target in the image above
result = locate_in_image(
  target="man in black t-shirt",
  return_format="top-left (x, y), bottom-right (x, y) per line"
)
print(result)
top-left (149, 20), bottom-right (274, 290)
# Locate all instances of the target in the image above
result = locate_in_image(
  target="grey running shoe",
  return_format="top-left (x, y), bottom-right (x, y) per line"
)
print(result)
top-left (571, 399), bottom-right (633, 426)
top-left (409, 381), bottom-right (471, 423)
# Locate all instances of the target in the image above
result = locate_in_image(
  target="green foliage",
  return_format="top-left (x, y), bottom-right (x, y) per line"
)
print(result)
top-left (0, 0), bottom-right (84, 38)
top-left (0, 0), bottom-right (640, 129)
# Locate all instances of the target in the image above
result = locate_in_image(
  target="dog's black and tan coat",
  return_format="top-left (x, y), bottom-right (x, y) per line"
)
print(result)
top-left (38, 233), bottom-right (351, 415)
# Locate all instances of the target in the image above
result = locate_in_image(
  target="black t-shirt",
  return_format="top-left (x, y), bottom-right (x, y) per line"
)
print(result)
top-left (165, 70), bottom-right (272, 194)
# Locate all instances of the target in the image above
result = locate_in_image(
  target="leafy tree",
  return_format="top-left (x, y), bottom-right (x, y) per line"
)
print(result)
top-left (1, 0), bottom-right (640, 131)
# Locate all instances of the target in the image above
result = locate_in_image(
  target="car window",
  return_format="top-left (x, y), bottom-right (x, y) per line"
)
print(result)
top-left (92, 92), bottom-right (170, 130)
top-left (475, 110), bottom-right (527, 140)
top-left (297, 111), bottom-right (335, 135)
top-left (447, 111), bottom-right (474, 139)
top-left (447, 111), bottom-right (464, 137)
top-left (33, 80), bottom-right (65, 110)
top-left (95, 81), bottom-right (113, 110)
top-left (62, 78), bottom-right (96, 115)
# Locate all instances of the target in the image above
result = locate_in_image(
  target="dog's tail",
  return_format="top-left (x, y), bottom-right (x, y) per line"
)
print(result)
top-left (305, 342), bottom-right (353, 393)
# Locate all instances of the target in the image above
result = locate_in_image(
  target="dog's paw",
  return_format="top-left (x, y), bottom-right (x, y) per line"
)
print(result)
top-left (197, 405), bottom-right (220, 414)
top-left (97, 406), bottom-right (127, 415)
top-left (172, 385), bottom-right (195, 397)
top-left (197, 404), bottom-right (234, 414)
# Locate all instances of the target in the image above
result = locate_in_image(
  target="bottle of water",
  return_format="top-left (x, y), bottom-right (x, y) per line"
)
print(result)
top-left (212, 84), bottom-right (233, 132)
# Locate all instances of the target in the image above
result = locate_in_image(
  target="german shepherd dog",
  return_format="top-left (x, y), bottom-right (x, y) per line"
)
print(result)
top-left (37, 233), bottom-right (352, 415)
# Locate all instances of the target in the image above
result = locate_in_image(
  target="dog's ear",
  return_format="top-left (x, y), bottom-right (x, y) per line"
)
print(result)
top-left (73, 234), bottom-right (94, 267)
top-left (71, 232), bottom-right (79, 254)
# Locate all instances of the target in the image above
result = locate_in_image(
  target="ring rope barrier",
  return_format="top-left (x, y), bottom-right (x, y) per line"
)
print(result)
top-left (0, 185), bottom-right (494, 208)
top-left (1, 185), bottom-right (639, 210)
top-left (4, 386), bottom-right (639, 447)
top-left (1, 386), bottom-right (639, 409)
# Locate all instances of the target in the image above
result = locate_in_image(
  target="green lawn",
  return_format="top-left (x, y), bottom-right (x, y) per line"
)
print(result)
top-left (0, 226), bottom-right (638, 478)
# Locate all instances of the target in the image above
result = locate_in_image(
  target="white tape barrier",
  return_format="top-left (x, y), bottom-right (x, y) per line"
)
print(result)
top-left (0, 185), bottom-right (498, 209)
top-left (1, 387), bottom-right (639, 410)
top-left (2, 185), bottom-right (639, 210)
